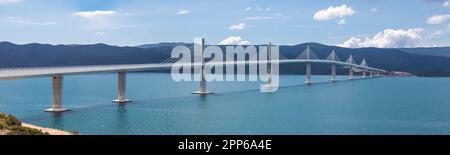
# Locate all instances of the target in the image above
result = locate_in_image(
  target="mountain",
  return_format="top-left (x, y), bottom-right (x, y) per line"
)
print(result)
top-left (398, 47), bottom-right (450, 57)
top-left (0, 42), bottom-right (168, 67)
top-left (1, 41), bottom-right (450, 76)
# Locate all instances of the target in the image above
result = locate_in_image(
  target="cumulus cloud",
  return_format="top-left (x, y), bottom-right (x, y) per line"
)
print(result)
top-left (427, 14), bottom-right (450, 24)
top-left (219, 36), bottom-right (251, 45)
top-left (177, 10), bottom-right (191, 15)
top-left (0, 0), bottom-right (22, 5)
top-left (444, 0), bottom-right (450, 7)
top-left (313, 5), bottom-right (355, 21)
top-left (229, 23), bottom-right (246, 31)
top-left (339, 28), bottom-right (425, 48)
top-left (74, 10), bottom-right (116, 19)
top-left (245, 7), bottom-right (251, 11)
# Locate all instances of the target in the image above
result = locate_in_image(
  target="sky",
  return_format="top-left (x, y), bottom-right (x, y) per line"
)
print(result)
top-left (0, 0), bottom-right (450, 48)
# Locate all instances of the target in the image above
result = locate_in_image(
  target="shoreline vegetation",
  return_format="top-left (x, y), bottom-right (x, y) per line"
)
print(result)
top-left (0, 112), bottom-right (75, 135)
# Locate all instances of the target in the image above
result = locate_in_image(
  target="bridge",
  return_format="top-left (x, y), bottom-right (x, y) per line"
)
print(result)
top-left (0, 39), bottom-right (386, 112)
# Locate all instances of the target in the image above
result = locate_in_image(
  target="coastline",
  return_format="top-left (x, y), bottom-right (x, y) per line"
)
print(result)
top-left (21, 123), bottom-right (75, 135)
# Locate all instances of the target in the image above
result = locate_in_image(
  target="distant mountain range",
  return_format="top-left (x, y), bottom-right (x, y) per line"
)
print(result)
top-left (1, 41), bottom-right (450, 77)
top-left (398, 47), bottom-right (450, 57)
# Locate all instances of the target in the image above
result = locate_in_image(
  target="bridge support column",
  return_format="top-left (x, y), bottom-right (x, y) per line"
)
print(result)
top-left (330, 64), bottom-right (337, 82)
top-left (45, 76), bottom-right (70, 112)
top-left (192, 38), bottom-right (214, 95)
top-left (304, 63), bottom-right (312, 84)
top-left (113, 71), bottom-right (131, 103)
top-left (261, 43), bottom-right (277, 92)
top-left (348, 66), bottom-right (354, 80)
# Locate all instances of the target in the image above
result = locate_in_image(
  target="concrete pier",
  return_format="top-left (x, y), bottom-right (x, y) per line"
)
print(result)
top-left (330, 64), bottom-right (337, 82)
top-left (305, 63), bottom-right (312, 84)
top-left (113, 71), bottom-right (131, 103)
top-left (261, 43), bottom-right (277, 92)
top-left (45, 76), bottom-right (70, 112)
top-left (349, 66), bottom-right (354, 80)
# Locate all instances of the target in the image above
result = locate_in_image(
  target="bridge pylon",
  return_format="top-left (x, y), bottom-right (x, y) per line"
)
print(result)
top-left (45, 76), bottom-right (70, 112)
top-left (326, 50), bottom-right (340, 82)
top-left (192, 38), bottom-right (214, 95)
top-left (361, 59), bottom-right (368, 78)
top-left (346, 55), bottom-right (355, 80)
top-left (297, 45), bottom-right (318, 85)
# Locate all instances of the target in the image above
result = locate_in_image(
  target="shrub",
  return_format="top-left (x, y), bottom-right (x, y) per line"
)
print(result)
top-left (7, 126), bottom-right (49, 135)
top-left (5, 115), bottom-right (21, 126)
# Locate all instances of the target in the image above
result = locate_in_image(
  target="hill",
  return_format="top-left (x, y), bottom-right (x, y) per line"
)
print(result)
top-left (1, 41), bottom-right (450, 76)
top-left (398, 47), bottom-right (450, 57)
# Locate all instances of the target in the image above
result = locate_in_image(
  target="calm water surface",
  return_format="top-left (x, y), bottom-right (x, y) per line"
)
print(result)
top-left (0, 73), bottom-right (449, 135)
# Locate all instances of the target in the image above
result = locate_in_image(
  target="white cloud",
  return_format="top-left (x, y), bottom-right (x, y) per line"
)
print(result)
top-left (0, 0), bottom-right (22, 5)
top-left (444, 0), bottom-right (450, 7)
top-left (313, 5), bottom-right (355, 21)
top-left (74, 10), bottom-right (116, 19)
top-left (5, 17), bottom-right (55, 25)
top-left (427, 14), bottom-right (450, 24)
top-left (219, 36), bottom-right (251, 45)
top-left (370, 8), bottom-right (378, 13)
top-left (339, 28), bottom-right (424, 48)
top-left (74, 10), bottom-right (119, 30)
top-left (229, 23), bottom-right (246, 31)
top-left (247, 5), bottom-right (270, 12)
top-left (337, 19), bottom-right (346, 25)
top-left (177, 10), bottom-right (191, 15)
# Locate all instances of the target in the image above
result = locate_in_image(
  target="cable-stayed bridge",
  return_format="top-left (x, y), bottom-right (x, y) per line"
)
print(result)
top-left (0, 39), bottom-right (386, 112)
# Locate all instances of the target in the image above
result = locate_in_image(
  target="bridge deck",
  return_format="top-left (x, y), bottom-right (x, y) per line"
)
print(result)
top-left (0, 59), bottom-right (385, 80)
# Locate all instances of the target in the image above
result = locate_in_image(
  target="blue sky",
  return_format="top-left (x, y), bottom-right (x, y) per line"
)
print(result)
top-left (0, 0), bottom-right (450, 47)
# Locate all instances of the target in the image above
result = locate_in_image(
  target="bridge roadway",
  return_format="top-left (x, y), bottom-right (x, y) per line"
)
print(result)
top-left (0, 59), bottom-right (384, 80)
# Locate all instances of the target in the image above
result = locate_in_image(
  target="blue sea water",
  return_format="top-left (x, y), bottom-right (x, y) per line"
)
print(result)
top-left (0, 73), bottom-right (450, 135)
